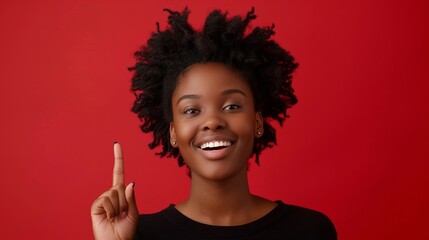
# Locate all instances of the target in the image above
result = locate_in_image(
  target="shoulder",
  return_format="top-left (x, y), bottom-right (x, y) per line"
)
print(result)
top-left (275, 201), bottom-right (337, 240)
top-left (133, 202), bottom-right (337, 240)
top-left (134, 205), bottom-right (178, 239)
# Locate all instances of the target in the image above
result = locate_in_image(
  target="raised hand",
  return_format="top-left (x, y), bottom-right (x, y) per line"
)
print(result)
top-left (91, 142), bottom-right (139, 240)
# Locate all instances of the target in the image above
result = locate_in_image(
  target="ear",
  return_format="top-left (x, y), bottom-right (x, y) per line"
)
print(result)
top-left (255, 112), bottom-right (264, 138)
top-left (169, 122), bottom-right (178, 148)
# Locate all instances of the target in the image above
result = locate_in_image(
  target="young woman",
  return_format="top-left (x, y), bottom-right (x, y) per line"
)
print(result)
top-left (91, 8), bottom-right (337, 240)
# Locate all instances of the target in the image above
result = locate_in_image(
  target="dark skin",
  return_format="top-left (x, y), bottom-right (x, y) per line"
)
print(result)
top-left (91, 143), bottom-right (139, 240)
top-left (170, 62), bottom-right (276, 226)
top-left (91, 62), bottom-right (276, 239)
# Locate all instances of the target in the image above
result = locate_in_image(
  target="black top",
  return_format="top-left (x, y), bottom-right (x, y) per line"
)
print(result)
top-left (134, 201), bottom-right (337, 240)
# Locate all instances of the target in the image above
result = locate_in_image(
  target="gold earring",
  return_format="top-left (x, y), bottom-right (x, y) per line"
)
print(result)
top-left (171, 139), bottom-right (176, 145)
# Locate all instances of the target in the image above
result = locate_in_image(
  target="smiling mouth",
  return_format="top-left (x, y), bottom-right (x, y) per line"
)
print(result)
top-left (199, 141), bottom-right (232, 151)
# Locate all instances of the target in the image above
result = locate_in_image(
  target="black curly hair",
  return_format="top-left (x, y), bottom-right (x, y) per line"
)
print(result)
top-left (129, 7), bottom-right (298, 167)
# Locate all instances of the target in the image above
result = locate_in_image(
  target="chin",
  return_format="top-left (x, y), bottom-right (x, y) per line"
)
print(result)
top-left (193, 164), bottom-right (248, 182)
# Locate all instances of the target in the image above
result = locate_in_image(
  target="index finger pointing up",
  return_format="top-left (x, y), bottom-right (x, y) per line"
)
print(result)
top-left (113, 142), bottom-right (125, 186)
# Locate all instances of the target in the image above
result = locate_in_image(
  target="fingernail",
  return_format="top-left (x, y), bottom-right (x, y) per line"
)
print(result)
top-left (114, 141), bottom-right (118, 145)
top-left (132, 182), bottom-right (135, 188)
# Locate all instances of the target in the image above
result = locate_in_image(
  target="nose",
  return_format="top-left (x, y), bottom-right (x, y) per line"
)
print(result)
top-left (201, 110), bottom-right (226, 131)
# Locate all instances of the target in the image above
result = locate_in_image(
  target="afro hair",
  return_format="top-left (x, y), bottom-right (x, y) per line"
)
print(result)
top-left (129, 7), bottom-right (298, 166)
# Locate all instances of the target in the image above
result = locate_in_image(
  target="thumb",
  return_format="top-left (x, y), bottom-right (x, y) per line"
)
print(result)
top-left (125, 182), bottom-right (139, 220)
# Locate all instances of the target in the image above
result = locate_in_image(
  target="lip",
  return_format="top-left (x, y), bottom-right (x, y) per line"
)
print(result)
top-left (196, 144), bottom-right (234, 160)
top-left (195, 135), bottom-right (235, 148)
top-left (194, 135), bottom-right (236, 160)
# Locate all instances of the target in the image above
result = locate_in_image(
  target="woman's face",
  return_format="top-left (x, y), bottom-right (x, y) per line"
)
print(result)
top-left (170, 62), bottom-right (263, 181)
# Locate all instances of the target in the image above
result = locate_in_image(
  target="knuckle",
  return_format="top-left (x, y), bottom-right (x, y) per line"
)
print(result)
top-left (98, 196), bottom-right (110, 204)
top-left (101, 189), bottom-right (118, 199)
top-left (112, 184), bottom-right (125, 191)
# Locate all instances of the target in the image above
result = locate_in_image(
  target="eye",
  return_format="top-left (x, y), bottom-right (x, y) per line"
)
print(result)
top-left (223, 104), bottom-right (241, 111)
top-left (183, 108), bottom-right (199, 115)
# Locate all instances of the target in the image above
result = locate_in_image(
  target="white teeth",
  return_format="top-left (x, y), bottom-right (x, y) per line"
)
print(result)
top-left (200, 141), bottom-right (231, 150)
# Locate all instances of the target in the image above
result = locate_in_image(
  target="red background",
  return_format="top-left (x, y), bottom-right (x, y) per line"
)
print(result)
top-left (1, 0), bottom-right (428, 239)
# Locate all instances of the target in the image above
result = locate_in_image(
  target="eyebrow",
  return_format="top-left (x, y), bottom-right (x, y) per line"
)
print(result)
top-left (221, 89), bottom-right (246, 97)
top-left (176, 89), bottom-right (246, 105)
top-left (176, 94), bottom-right (200, 104)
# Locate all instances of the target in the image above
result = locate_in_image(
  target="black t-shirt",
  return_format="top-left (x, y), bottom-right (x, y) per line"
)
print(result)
top-left (134, 201), bottom-right (337, 240)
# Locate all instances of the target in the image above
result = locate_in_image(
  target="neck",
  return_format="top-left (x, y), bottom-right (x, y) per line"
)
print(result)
top-left (191, 171), bottom-right (252, 208)
top-left (178, 167), bottom-right (259, 225)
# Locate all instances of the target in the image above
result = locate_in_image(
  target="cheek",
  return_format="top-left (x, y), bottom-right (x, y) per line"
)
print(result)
top-left (231, 118), bottom-right (256, 142)
top-left (175, 120), bottom-right (197, 144)
top-left (237, 123), bottom-right (255, 138)
top-left (235, 113), bottom-right (256, 133)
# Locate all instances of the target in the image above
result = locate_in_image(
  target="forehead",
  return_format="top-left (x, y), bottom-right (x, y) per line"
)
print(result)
top-left (173, 63), bottom-right (252, 98)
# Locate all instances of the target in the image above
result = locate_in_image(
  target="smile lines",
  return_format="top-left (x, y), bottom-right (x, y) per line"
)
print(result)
top-left (200, 141), bottom-right (232, 150)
